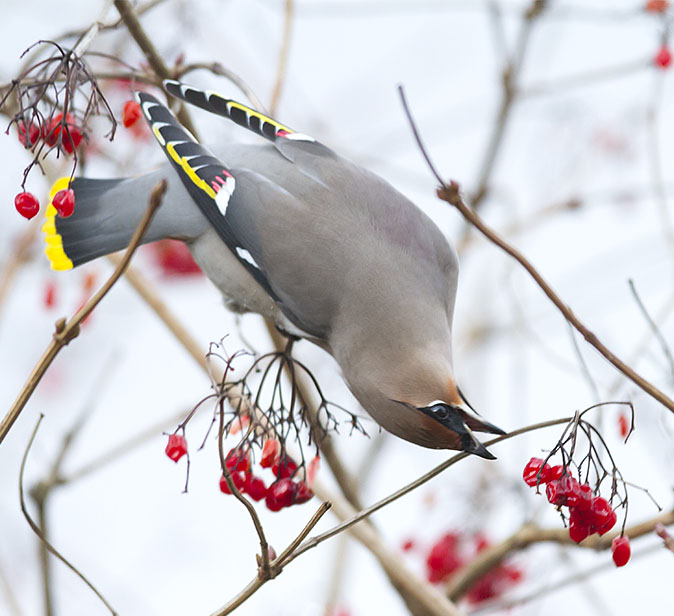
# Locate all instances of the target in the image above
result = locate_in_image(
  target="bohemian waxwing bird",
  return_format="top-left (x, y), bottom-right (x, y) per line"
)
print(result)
top-left (42, 80), bottom-right (506, 457)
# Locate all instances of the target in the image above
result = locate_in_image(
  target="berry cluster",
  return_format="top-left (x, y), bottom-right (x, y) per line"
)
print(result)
top-left (220, 446), bottom-right (314, 512)
top-left (523, 458), bottom-right (619, 540)
top-left (17, 113), bottom-right (83, 154)
top-left (422, 531), bottom-right (523, 603)
top-left (164, 433), bottom-right (315, 513)
top-left (523, 457), bottom-right (631, 566)
top-left (149, 239), bottom-right (202, 277)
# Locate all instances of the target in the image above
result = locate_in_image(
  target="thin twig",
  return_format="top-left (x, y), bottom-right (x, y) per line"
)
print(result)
top-left (0, 179), bottom-right (167, 446)
top-left (628, 279), bottom-right (674, 384)
top-left (276, 501), bottom-right (331, 567)
top-left (19, 415), bottom-right (118, 615)
top-left (265, 324), bottom-right (364, 509)
top-left (471, 0), bottom-right (546, 209)
top-left (216, 401), bottom-right (272, 578)
top-left (567, 322), bottom-right (602, 403)
top-left (269, 0), bottom-right (294, 116)
top-left (286, 417), bottom-right (572, 565)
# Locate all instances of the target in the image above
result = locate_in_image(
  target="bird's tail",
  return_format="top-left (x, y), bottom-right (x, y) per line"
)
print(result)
top-left (42, 173), bottom-right (207, 271)
top-left (43, 177), bottom-right (128, 270)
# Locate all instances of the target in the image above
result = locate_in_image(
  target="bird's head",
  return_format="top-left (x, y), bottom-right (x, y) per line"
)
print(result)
top-left (341, 352), bottom-right (506, 456)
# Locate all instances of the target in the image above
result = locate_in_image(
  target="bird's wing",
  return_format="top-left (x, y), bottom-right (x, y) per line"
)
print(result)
top-left (138, 92), bottom-right (280, 303)
top-left (163, 80), bottom-right (336, 177)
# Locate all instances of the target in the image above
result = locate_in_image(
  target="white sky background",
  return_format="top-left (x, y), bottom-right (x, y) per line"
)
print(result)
top-left (1, 0), bottom-right (673, 614)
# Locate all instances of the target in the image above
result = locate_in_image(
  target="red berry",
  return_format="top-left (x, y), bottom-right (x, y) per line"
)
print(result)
top-left (165, 433), bottom-right (187, 462)
top-left (541, 464), bottom-right (564, 483)
top-left (265, 478), bottom-right (295, 511)
top-left (425, 533), bottom-right (462, 584)
top-left (122, 100), bottom-right (142, 128)
top-left (545, 475), bottom-right (578, 506)
top-left (504, 564), bottom-right (523, 582)
top-left (61, 126), bottom-right (83, 154)
top-left (292, 480), bottom-right (314, 505)
top-left (597, 508), bottom-right (617, 536)
top-left (17, 121), bottom-right (42, 148)
top-left (260, 439), bottom-right (281, 468)
top-left (568, 508), bottom-right (592, 543)
top-left (151, 239), bottom-right (202, 276)
top-left (227, 414), bottom-right (250, 435)
top-left (46, 113), bottom-right (82, 153)
top-left (225, 448), bottom-right (250, 473)
top-left (523, 457), bottom-right (545, 487)
top-left (307, 455), bottom-right (320, 485)
top-left (567, 482), bottom-right (593, 511)
top-left (611, 535), bottom-right (631, 567)
top-left (272, 455), bottom-right (298, 479)
top-left (14, 191), bottom-right (40, 219)
top-left (244, 475), bottom-right (268, 501)
top-left (655, 45), bottom-right (672, 69)
top-left (466, 575), bottom-right (497, 604)
top-left (401, 539), bottom-right (415, 552)
top-left (545, 480), bottom-right (565, 506)
top-left (618, 412), bottom-right (630, 438)
top-left (219, 471), bottom-right (246, 494)
top-left (53, 188), bottom-right (75, 218)
top-left (43, 281), bottom-right (57, 309)
top-left (590, 497), bottom-right (617, 535)
top-left (232, 471), bottom-right (247, 491)
top-left (645, 0), bottom-right (669, 12)
top-left (474, 533), bottom-right (490, 553)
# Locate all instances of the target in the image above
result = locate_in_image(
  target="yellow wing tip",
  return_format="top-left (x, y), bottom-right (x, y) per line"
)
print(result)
top-left (43, 177), bottom-right (73, 271)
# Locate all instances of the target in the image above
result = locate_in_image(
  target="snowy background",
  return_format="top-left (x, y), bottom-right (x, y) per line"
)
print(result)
top-left (1, 1), bottom-right (673, 614)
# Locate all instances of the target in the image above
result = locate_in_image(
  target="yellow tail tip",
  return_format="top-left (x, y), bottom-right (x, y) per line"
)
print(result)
top-left (43, 177), bottom-right (73, 271)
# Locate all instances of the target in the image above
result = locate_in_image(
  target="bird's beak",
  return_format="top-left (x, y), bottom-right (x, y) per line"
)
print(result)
top-left (456, 404), bottom-right (507, 436)
top-left (462, 436), bottom-right (497, 460)
top-left (453, 391), bottom-right (507, 436)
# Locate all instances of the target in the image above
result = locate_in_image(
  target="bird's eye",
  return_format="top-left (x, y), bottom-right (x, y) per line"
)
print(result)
top-left (432, 405), bottom-right (449, 420)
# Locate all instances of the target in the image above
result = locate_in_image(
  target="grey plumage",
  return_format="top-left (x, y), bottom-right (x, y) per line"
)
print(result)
top-left (45, 82), bottom-right (505, 454)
